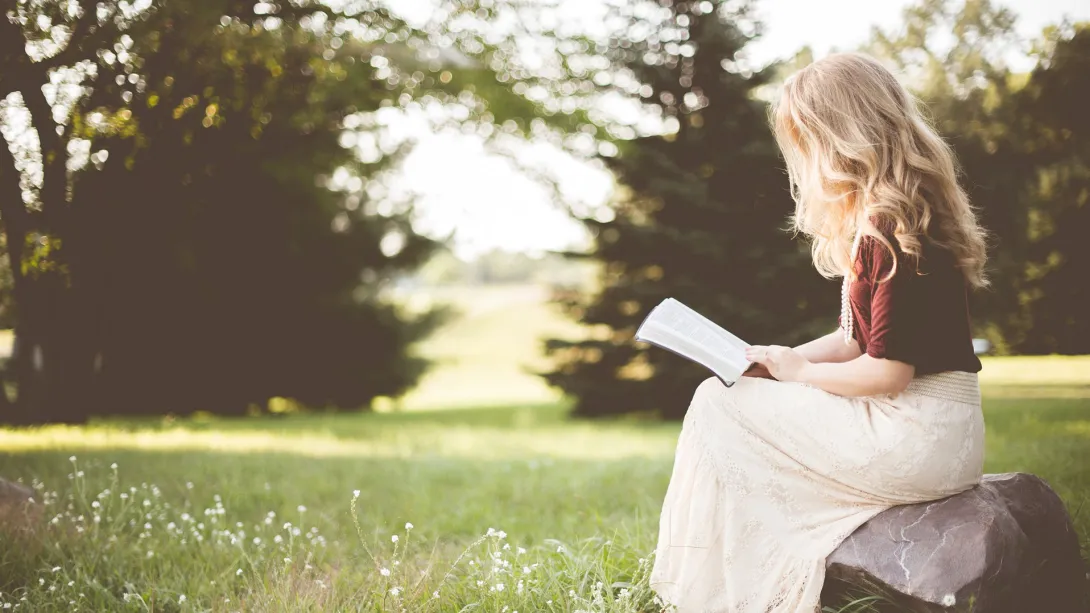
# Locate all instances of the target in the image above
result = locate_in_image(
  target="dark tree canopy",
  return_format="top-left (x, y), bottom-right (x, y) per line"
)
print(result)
top-left (0, 1), bottom-right (457, 422)
top-left (544, 0), bottom-right (838, 419)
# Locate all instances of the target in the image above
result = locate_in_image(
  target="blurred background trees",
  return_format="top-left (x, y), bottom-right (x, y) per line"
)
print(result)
top-left (1, 0), bottom-right (1087, 422)
top-left (543, 0), bottom-right (837, 418)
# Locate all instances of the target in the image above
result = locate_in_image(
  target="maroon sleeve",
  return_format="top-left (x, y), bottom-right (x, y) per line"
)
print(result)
top-left (864, 236), bottom-right (918, 364)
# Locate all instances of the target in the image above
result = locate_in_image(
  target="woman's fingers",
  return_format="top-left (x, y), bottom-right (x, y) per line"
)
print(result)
top-left (745, 345), bottom-right (786, 364)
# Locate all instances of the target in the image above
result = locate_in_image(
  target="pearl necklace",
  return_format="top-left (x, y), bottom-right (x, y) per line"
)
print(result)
top-left (841, 228), bottom-right (863, 346)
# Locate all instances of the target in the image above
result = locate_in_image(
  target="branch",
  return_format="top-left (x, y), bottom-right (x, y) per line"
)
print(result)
top-left (38, 2), bottom-right (126, 74)
top-left (20, 83), bottom-right (70, 224)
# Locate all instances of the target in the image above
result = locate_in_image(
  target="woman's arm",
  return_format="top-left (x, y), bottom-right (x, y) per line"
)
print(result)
top-left (742, 329), bottom-right (861, 380)
top-left (798, 354), bottom-right (914, 396)
top-left (744, 345), bottom-right (914, 397)
top-left (793, 329), bottom-right (862, 364)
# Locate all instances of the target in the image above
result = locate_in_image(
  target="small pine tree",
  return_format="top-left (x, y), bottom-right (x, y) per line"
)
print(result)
top-left (545, 0), bottom-right (837, 419)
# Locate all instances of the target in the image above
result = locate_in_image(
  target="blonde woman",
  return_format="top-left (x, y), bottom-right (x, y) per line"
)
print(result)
top-left (649, 52), bottom-right (989, 612)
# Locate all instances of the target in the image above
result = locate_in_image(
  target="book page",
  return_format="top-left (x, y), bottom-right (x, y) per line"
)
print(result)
top-left (634, 298), bottom-right (751, 385)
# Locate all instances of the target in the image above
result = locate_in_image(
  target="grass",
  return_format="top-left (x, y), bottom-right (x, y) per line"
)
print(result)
top-left (0, 286), bottom-right (1087, 611)
top-left (2, 364), bottom-right (1089, 611)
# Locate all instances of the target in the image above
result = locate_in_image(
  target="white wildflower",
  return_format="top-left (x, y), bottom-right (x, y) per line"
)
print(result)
top-left (379, 568), bottom-right (391, 577)
top-left (432, 591), bottom-right (440, 599)
top-left (178, 595), bottom-right (186, 603)
top-left (352, 489), bottom-right (361, 498)
top-left (389, 587), bottom-right (401, 597)
top-left (297, 505), bottom-right (306, 513)
top-left (405, 522), bottom-right (413, 530)
top-left (942, 594), bottom-right (956, 607)
top-left (391, 534), bottom-right (399, 543)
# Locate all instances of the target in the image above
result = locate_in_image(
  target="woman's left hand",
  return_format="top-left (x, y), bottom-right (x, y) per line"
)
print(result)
top-left (744, 345), bottom-right (811, 383)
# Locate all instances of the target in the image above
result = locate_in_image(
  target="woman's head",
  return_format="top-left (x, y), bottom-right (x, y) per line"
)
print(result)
top-left (770, 52), bottom-right (987, 287)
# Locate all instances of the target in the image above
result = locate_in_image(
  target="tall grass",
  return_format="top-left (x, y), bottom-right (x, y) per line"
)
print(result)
top-left (0, 458), bottom-right (664, 612)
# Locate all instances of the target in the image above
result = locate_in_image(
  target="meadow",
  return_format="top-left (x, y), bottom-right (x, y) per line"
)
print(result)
top-left (0, 287), bottom-right (1088, 612)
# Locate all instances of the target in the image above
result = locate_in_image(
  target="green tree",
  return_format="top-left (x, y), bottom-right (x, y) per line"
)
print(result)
top-left (1005, 25), bottom-right (1090, 353)
top-left (544, 0), bottom-right (837, 419)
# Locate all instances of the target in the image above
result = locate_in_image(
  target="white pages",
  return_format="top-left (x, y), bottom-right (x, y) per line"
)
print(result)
top-left (634, 298), bottom-right (752, 387)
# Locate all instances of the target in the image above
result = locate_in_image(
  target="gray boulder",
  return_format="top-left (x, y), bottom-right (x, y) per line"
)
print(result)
top-left (824, 473), bottom-right (1086, 612)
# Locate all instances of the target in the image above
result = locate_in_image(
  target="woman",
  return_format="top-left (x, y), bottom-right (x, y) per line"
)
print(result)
top-left (649, 53), bottom-right (989, 612)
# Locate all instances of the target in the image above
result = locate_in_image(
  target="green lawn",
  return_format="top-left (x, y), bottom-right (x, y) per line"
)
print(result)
top-left (2, 356), bottom-right (1089, 611)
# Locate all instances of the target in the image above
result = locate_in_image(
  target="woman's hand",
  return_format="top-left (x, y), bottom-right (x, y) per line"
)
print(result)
top-left (741, 362), bottom-right (775, 380)
top-left (745, 345), bottom-right (811, 383)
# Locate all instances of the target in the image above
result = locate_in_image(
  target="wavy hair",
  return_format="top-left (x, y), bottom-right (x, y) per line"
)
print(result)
top-left (770, 52), bottom-right (988, 287)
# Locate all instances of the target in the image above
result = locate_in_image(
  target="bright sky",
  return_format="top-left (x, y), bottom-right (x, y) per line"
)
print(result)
top-left (394, 0), bottom-right (1090, 259)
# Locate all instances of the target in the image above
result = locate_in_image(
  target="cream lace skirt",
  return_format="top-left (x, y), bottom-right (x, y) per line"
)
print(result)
top-left (650, 372), bottom-right (984, 612)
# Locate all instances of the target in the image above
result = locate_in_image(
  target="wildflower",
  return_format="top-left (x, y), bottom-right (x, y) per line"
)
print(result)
top-left (284, 557), bottom-right (291, 564)
top-left (942, 594), bottom-right (956, 607)
top-left (379, 568), bottom-right (391, 577)
top-left (179, 595), bottom-right (186, 603)
top-left (391, 534), bottom-right (399, 543)
top-left (352, 489), bottom-right (361, 498)
top-left (52, 567), bottom-right (61, 573)
top-left (523, 566), bottom-right (530, 574)
top-left (517, 547), bottom-right (526, 555)
top-left (493, 583), bottom-right (505, 592)
top-left (236, 569), bottom-right (243, 576)
top-left (111, 463), bottom-right (118, 469)
top-left (405, 522), bottom-right (413, 530)
top-left (186, 482), bottom-right (194, 489)
top-left (297, 505), bottom-right (306, 513)
top-left (432, 591), bottom-right (440, 599)
top-left (69, 456), bottom-right (76, 462)
top-left (557, 545), bottom-right (565, 553)
top-left (389, 587), bottom-right (401, 597)
top-left (146, 551), bottom-right (154, 558)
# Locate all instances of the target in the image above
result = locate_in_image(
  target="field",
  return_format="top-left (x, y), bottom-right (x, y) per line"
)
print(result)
top-left (0, 286), bottom-right (1088, 612)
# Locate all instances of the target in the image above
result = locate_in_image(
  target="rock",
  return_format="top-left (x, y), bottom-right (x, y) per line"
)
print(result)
top-left (824, 473), bottom-right (1087, 612)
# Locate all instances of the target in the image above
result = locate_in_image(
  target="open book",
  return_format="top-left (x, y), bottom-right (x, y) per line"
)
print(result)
top-left (634, 298), bottom-right (753, 387)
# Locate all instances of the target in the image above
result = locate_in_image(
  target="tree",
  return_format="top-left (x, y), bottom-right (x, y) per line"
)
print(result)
top-left (0, 0), bottom-right (450, 422)
top-left (544, 0), bottom-right (838, 419)
top-left (1004, 25), bottom-right (1090, 353)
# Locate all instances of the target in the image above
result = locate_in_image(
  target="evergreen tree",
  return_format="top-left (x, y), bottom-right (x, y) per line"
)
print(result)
top-left (545, 0), bottom-right (837, 419)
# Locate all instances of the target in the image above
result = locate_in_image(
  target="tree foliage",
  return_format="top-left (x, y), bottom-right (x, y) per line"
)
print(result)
top-left (544, 0), bottom-right (837, 418)
top-left (0, 0), bottom-right (523, 421)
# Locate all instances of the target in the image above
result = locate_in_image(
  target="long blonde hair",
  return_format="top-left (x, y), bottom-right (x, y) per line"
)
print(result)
top-left (770, 52), bottom-right (988, 287)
